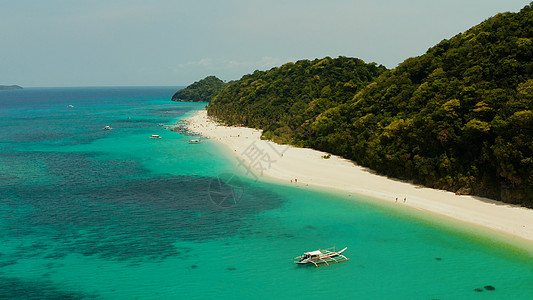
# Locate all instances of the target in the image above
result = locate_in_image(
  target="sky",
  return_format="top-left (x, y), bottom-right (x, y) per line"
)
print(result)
top-left (0, 0), bottom-right (530, 87)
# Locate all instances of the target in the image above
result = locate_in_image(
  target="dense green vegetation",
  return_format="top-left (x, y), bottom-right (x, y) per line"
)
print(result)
top-left (208, 57), bottom-right (387, 143)
top-left (207, 3), bottom-right (533, 206)
top-left (301, 4), bottom-right (533, 205)
top-left (172, 76), bottom-right (226, 102)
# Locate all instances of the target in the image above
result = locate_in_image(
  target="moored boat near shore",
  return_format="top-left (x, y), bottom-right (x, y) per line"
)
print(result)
top-left (294, 246), bottom-right (349, 267)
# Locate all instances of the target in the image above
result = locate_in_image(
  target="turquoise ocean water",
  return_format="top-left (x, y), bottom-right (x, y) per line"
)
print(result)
top-left (0, 87), bottom-right (532, 299)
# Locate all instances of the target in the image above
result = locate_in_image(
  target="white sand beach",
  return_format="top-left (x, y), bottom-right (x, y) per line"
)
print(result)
top-left (187, 109), bottom-right (533, 245)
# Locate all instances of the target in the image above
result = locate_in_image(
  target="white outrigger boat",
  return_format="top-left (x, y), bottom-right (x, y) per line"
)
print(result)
top-left (294, 246), bottom-right (349, 267)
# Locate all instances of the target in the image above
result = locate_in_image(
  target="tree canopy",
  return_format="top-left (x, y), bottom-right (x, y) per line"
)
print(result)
top-left (206, 3), bottom-right (533, 206)
top-left (172, 76), bottom-right (226, 102)
top-left (301, 3), bottom-right (533, 205)
top-left (208, 56), bottom-right (387, 143)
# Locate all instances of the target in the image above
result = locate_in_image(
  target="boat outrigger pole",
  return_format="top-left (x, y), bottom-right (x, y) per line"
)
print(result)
top-left (294, 246), bottom-right (349, 268)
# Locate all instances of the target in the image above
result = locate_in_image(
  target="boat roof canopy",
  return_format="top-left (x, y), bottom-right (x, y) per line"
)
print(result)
top-left (305, 250), bottom-right (322, 256)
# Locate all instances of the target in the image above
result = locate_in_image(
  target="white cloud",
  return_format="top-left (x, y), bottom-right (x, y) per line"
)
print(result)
top-left (198, 58), bottom-right (212, 67)
top-left (179, 58), bottom-right (213, 69)
top-left (225, 56), bottom-right (293, 71)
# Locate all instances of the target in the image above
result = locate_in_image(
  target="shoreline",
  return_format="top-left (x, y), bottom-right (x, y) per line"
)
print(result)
top-left (186, 109), bottom-right (533, 247)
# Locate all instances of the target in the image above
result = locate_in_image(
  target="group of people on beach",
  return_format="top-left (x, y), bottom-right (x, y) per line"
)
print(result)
top-left (395, 197), bottom-right (406, 203)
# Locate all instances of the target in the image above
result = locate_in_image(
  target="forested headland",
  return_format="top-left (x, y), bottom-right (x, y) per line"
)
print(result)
top-left (295, 4), bottom-right (533, 205)
top-left (208, 57), bottom-right (387, 142)
top-left (185, 3), bottom-right (533, 206)
top-left (172, 76), bottom-right (226, 102)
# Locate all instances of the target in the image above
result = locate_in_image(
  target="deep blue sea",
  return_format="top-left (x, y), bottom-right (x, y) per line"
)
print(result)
top-left (0, 87), bottom-right (532, 299)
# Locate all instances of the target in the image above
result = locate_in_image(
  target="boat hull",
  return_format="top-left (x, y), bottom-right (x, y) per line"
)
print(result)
top-left (294, 247), bottom-right (349, 267)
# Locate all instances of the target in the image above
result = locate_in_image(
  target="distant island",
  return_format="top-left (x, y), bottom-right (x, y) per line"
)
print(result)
top-left (0, 85), bottom-right (22, 90)
top-left (171, 76), bottom-right (226, 102)
top-left (177, 3), bottom-right (533, 207)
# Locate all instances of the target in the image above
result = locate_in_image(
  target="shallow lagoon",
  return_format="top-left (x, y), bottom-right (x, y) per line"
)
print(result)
top-left (0, 87), bottom-right (532, 299)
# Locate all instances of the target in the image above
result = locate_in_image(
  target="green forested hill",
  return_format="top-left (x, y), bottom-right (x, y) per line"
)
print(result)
top-left (206, 3), bottom-right (533, 206)
top-left (208, 57), bottom-right (387, 143)
top-left (172, 76), bottom-right (226, 102)
top-left (301, 4), bottom-right (533, 205)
